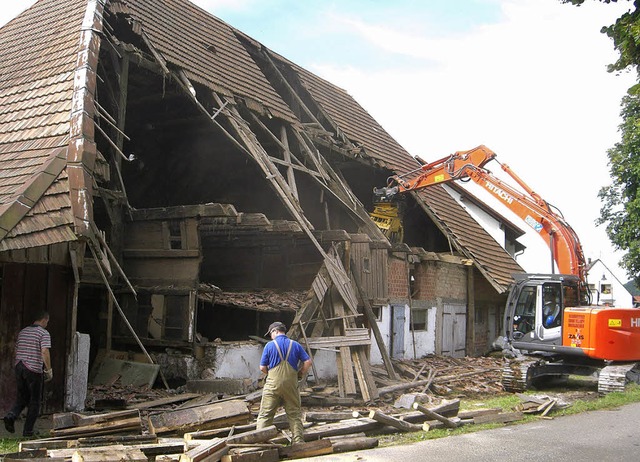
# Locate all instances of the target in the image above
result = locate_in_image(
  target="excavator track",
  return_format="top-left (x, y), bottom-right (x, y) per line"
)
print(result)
top-left (598, 363), bottom-right (640, 394)
top-left (501, 359), bottom-right (538, 392)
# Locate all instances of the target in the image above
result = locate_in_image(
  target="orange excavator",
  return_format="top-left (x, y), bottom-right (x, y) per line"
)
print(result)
top-left (373, 145), bottom-right (640, 393)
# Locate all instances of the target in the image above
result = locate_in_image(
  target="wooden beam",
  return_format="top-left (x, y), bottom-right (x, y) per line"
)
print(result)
top-left (367, 410), bottom-right (422, 433)
top-left (412, 402), bottom-right (460, 429)
top-left (277, 440), bottom-right (333, 460)
top-left (179, 438), bottom-right (227, 462)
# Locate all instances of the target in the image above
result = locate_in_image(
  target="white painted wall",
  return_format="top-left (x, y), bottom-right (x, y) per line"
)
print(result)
top-left (370, 304), bottom-right (437, 364)
top-left (210, 343), bottom-right (263, 379)
top-left (200, 305), bottom-right (438, 383)
top-left (444, 184), bottom-right (507, 249)
top-left (586, 259), bottom-right (633, 308)
top-left (208, 342), bottom-right (340, 381)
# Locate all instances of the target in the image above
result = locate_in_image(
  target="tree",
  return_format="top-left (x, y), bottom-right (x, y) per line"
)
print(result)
top-left (597, 90), bottom-right (640, 284)
top-left (563, 1), bottom-right (640, 283)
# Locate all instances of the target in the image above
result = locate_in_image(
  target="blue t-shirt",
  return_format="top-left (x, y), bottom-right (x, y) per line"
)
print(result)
top-left (260, 335), bottom-right (310, 371)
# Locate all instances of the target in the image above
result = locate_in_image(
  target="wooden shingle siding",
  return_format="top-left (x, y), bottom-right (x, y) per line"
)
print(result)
top-left (0, 0), bottom-right (86, 249)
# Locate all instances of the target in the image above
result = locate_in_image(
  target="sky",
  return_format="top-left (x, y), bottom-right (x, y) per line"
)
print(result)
top-left (1, 0), bottom-right (638, 284)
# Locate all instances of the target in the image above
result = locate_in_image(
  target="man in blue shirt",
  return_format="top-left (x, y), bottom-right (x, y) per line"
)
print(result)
top-left (256, 321), bottom-right (312, 444)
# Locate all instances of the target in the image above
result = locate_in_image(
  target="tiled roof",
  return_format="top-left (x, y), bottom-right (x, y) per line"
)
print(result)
top-left (0, 0), bottom-right (86, 250)
top-left (122, 0), bottom-right (297, 122)
top-left (277, 56), bottom-right (523, 292)
top-left (0, 0), bottom-right (523, 291)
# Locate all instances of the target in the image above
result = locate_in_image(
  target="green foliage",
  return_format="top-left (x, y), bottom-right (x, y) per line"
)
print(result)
top-left (597, 89), bottom-right (640, 284)
top-left (599, 1), bottom-right (640, 74)
top-left (561, 0), bottom-right (640, 283)
top-left (0, 438), bottom-right (20, 455)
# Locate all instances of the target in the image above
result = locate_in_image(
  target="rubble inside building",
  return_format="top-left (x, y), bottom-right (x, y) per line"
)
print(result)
top-left (0, 0), bottom-right (530, 454)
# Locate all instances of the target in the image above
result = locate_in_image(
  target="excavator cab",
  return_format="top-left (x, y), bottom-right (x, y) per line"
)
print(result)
top-left (504, 274), bottom-right (581, 353)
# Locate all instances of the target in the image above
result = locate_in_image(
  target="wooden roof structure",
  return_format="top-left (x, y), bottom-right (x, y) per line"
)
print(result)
top-left (0, 0), bottom-right (523, 293)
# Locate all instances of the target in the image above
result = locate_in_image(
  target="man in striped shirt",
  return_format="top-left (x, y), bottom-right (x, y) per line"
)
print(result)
top-left (3, 311), bottom-right (52, 438)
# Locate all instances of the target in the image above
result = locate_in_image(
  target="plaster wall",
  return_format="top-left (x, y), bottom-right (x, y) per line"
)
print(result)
top-left (370, 304), bottom-right (437, 363)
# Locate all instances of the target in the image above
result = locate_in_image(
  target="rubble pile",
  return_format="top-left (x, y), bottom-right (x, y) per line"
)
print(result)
top-left (4, 355), bottom-right (555, 461)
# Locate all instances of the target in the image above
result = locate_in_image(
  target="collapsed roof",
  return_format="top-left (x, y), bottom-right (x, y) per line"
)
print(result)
top-left (0, 0), bottom-right (523, 293)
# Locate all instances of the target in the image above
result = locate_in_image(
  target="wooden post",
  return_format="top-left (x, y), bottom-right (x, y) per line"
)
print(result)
top-left (280, 125), bottom-right (298, 200)
top-left (466, 264), bottom-right (475, 356)
top-left (298, 320), bottom-right (320, 385)
top-left (412, 402), bottom-right (460, 429)
top-left (367, 410), bottom-right (422, 432)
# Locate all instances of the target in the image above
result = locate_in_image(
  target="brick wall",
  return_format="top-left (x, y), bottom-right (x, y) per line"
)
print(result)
top-left (388, 255), bottom-right (409, 298)
top-left (413, 260), bottom-right (467, 302)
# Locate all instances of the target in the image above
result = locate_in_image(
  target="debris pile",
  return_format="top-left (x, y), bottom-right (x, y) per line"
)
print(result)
top-left (2, 355), bottom-right (539, 461)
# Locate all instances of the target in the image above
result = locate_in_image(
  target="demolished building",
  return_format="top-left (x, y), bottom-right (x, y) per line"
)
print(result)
top-left (0, 0), bottom-right (524, 412)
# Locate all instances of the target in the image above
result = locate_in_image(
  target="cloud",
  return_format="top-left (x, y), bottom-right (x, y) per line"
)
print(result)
top-left (310, 0), bottom-right (637, 278)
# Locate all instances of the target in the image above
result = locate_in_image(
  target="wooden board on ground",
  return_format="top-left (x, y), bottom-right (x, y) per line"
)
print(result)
top-left (149, 400), bottom-right (251, 435)
top-left (221, 448), bottom-right (279, 462)
top-left (278, 439), bottom-right (333, 460)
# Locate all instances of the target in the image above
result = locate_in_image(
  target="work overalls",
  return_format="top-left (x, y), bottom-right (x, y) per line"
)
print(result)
top-left (256, 338), bottom-right (304, 444)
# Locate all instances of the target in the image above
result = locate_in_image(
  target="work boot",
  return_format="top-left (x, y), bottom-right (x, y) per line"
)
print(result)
top-left (3, 416), bottom-right (15, 433)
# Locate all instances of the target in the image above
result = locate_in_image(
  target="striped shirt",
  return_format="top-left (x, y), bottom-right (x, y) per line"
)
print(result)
top-left (14, 325), bottom-right (51, 373)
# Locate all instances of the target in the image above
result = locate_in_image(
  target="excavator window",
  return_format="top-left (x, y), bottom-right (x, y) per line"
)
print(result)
top-left (513, 286), bottom-right (536, 334)
top-left (563, 284), bottom-right (580, 308)
top-left (542, 284), bottom-right (562, 329)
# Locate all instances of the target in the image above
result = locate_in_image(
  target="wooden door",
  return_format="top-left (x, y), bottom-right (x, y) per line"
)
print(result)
top-left (391, 305), bottom-right (405, 359)
top-left (442, 303), bottom-right (466, 357)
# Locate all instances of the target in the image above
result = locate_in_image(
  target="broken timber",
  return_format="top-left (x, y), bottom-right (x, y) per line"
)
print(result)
top-left (148, 400), bottom-right (251, 435)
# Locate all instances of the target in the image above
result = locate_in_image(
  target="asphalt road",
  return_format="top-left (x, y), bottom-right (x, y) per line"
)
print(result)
top-left (306, 402), bottom-right (640, 462)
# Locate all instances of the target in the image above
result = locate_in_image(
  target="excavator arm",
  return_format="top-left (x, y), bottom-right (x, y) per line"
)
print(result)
top-left (379, 145), bottom-right (588, 284)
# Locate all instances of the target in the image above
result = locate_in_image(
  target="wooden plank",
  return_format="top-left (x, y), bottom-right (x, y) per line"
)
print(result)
top-left (352, 346), bottom-right (379, 402)
top-left (184, 423), bottom-right (256, 442)
top-left (128, 393), bottom-right (202, 410)
top-left (271, 418), bottom-right (380, 443)
top-left (304, 411), bottom-right (357, 422)
top-left (333, 300), bottom-right (357, 397)
top-left (412, 402), bottom-right (460, 429)
top-left (180, 438), bottom-right (227, 462)
top-left (149, 400), bottom-right (251, 435)
top-left (78, 434), bottom-right (157, 447)
top-left (70, 448), bottom-right (146, 462)
top-left (53, 410), bottom-right (141, 429)
top-left (367, 410), bottom-right (422, 433)
top-left (277, 439), bottom-right (333, 459)
top-left (303, 335), bottom-right (370, 348)
top-left (329, 436), bottom-right (379, 453)
top-left (49, 416), bottom-right (142, 438)
top-left (225, 426), bottom-right (278, 445)
top-left (350, 261), bottom-right (397, 380)
top-left (50, 442), bottom-right (185, 459)
top-left (473, 411), bottom-right (524, 425)
top-left (221, 448), bottom-right (279, 462)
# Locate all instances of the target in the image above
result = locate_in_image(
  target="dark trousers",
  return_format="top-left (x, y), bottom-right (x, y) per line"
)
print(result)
top-left (7, 361), bottom-right (43, 435)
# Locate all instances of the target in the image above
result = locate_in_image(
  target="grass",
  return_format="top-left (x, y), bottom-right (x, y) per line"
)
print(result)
top-left (378, 382), bottom-right (640, 447)
top-left (0, 438), bottom-right (20, 455)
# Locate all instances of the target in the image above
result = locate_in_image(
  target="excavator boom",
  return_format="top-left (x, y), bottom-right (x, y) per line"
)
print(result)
top-left (383, 145), bottom-right (588, 285)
